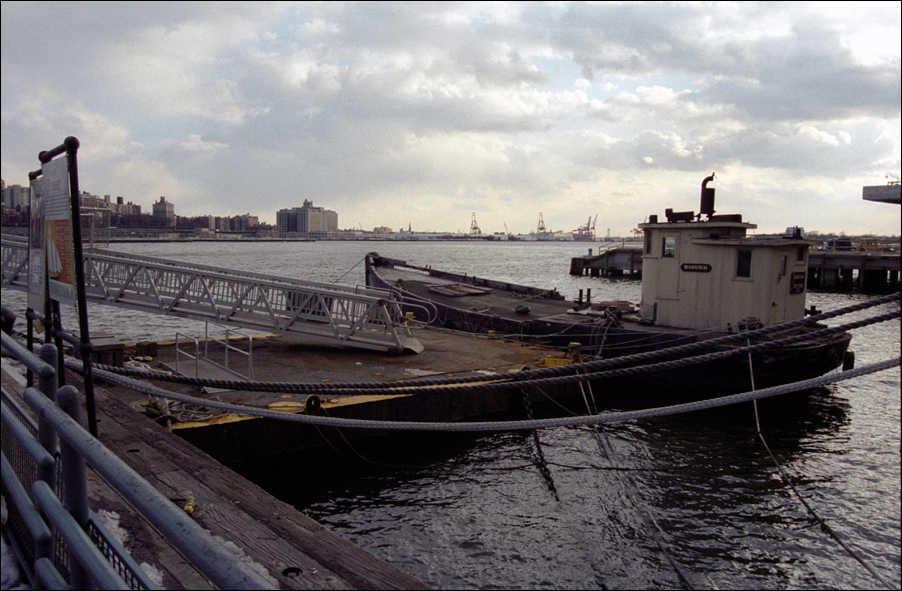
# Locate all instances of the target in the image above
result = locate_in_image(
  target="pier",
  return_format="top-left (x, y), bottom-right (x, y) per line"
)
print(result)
top-left (2, 335), bottom-right (428, 590)
top-left (569, 241), bottom-right (644, 277)
top-left (570, 241), bottom-right (900, 293)
top-left (807, 250), bottom-right (900, 292)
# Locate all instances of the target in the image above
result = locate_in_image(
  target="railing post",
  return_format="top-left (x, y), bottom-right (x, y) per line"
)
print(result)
top-left (57, 384), bottom-right (91, 589)
top-left (224, 328), bottom-right (230, 370)
top-left (36, 344), bottom-right (59, 457)
top-left (248, 333), bottom-right (254, 379)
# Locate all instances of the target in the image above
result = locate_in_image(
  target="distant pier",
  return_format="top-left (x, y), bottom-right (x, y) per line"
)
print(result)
top-left (807, 250), bottom-right (900, 293)
top-left (570, 242), bottom-right (900, 293)
top-left (569, 242), bottom-right (644, 278)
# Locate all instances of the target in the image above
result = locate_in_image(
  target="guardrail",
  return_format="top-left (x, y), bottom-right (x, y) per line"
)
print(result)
top-left (204, 322), bottom-right (254, 380)
top-left (174, 332), bottom-right (201, 378)
top-left (1, 235), bottom-right (424, 354)
top-left (1, 331), bottom-right (275, 589)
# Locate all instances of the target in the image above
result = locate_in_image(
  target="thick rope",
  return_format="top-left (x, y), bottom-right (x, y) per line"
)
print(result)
top-left (83, 357), bottom-right (899, 431)
top-left (746, 351), bottom-right (894, 590)
top-left (520, 386), bottom-right (559, 501)
top-left (88, 308), bottom-right (898, 396)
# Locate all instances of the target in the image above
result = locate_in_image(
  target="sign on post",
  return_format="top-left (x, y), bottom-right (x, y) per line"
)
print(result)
top-left (27, 178), bottom-right (46, 309)
top-left (42, 156), bottom-right (76, 305)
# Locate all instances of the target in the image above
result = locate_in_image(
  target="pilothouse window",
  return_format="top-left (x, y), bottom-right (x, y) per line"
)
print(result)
top-left (662, 236), bottom-right (676, 258)
top-left (737, 249), bottom-right (752, 278)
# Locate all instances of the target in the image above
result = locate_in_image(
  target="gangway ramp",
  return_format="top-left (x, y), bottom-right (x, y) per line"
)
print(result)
top-left (1, 236), bottom-right (423, 354)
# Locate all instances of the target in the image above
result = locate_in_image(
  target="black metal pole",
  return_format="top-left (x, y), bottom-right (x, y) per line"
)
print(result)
top-left (37, 136), bottom-right (98, 436)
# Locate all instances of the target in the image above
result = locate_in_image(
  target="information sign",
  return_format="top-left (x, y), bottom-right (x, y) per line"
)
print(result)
top-left (42, 156), bottom-right (76, 305)
top-left (27, 178), bottom-right (46, 309)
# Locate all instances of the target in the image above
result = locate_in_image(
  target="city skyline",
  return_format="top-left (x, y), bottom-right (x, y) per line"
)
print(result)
top-left (4, 173), bottom-right (901, 238)
top-left (2, 2), bottom-right (900, 236)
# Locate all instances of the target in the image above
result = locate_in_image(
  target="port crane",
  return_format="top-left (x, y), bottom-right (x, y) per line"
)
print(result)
top-left (470, 212), bottom-right (481, 235)
top-left (536, 213), bottom-right (547, 235)
top-left (573, 214), bottom-right (597, 241)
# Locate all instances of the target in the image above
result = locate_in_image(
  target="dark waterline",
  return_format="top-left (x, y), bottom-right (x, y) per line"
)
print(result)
top-left (2, 240), bottom-right (899, 590)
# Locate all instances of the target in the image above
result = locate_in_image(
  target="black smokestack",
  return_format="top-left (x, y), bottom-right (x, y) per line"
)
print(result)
top-left (700, 173), bottom-right (716, 219)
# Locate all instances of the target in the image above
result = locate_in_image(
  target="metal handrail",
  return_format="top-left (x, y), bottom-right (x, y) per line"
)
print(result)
top-left (2, 237), bottom-right (423, 353)
top-left (204, 322), bottom-right (255, 380)
top-left (174, 332), bottom-right (201, 377)
top-left (1, 332), bottom-right (275, 589)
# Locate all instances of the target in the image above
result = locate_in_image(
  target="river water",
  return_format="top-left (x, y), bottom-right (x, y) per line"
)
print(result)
top-left (2, 239), bottom-right (899, 590)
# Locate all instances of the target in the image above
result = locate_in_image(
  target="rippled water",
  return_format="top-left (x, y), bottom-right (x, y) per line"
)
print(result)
top-left (2, 240), bottom-right (899, 589)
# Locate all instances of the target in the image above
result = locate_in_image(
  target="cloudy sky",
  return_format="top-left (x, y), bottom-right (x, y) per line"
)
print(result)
top-left (2, 2), bottom-right (899, 236)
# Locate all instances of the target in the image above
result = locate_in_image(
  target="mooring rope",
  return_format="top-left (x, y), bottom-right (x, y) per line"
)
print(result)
top-left (88, 307), bottom-right (899, 397)
top-left (744, 349), bottom-right (894, 590)
top-left (79, 356), bottom-right (899, 432)
top-left (332, 256), bottom-right (366, 284)
top-left (520, 386), bottom-right (560, 501)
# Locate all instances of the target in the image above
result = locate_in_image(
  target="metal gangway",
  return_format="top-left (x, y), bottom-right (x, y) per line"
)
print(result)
top-left (1, 235), bottom-right (423, 354)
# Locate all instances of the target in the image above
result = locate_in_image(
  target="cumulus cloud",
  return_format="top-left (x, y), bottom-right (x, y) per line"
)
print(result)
top-left (1, 1), bottom-right (898, 235)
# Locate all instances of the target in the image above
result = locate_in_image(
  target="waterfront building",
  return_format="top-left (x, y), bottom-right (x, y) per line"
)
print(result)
top-left (112, 196), bottom-right (142, 216)
top-left (153, 196), bottom-right (176, 226)
top-left (276, 200), bottom-right (338, 238)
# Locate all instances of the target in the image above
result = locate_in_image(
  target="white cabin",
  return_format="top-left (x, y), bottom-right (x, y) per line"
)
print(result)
top-left (638, 179), bottom-right (815, 331)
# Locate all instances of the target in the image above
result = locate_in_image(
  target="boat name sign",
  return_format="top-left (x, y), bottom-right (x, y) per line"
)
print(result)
top-left (680, 263), bottom-right (712, 272)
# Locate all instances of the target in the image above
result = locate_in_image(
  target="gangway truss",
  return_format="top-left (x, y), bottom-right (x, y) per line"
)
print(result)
top-left (1, 236), bottom-right (423, 354)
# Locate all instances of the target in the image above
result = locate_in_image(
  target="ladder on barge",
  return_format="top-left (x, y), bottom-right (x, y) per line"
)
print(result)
top-left (1, 236), bottom-right (423, 354)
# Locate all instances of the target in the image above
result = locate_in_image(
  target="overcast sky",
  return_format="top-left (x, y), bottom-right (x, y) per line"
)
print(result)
top-left (2, 2), bottom-right (899, 236)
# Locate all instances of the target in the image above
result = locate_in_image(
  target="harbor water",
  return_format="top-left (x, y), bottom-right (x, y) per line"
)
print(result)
top-left (2, 239), bottom-right (899, 590)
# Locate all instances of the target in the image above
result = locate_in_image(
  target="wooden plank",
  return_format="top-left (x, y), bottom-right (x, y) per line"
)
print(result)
top-left (150, 469), bottom-right (352, 590)
top-left (0, 362), bottom-right (427, 590)
top-left (87, 382), bottom-right (426, 590)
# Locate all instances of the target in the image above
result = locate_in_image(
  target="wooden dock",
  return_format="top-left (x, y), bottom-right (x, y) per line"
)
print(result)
top-left (3, 324), bottom-right (572, 589)
top-left (3, 358), bottom-right (427, 590)
top-left (570, 242), bottom-right (644, 277)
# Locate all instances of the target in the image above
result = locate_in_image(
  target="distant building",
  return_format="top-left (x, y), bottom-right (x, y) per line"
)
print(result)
top-left (2, 183), bottom-right (28, 210)
top-left (276, 200), bottom-right (338, 238)
top-left (76, 190), bottom-right (108, 209)
top-left (233, 213), bottom-right (259, 232)
top-left (112, 196), bottom-right (142, 216)
top-left (153, 196), bottom-right (176, 226)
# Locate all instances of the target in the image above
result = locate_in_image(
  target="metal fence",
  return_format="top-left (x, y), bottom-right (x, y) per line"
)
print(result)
top-left (1, 332), bottom-right (275, 589)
